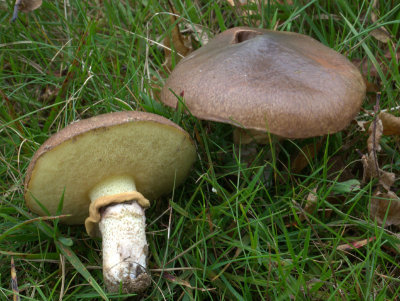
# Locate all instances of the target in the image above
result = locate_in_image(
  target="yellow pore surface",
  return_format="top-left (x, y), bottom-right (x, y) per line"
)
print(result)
top-left (26, 121), bottom-right (196, 224)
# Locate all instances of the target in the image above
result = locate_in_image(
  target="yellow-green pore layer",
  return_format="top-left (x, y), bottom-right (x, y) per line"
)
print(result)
top-left (25, 111), bottom-right (197, 226)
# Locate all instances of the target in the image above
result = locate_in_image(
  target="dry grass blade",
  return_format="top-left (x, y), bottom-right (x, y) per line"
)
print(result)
top-left (11, 257), bottom-right (20, 301)
top-left (163, 272), bottom-right (215, 292)
top-left (337, 237), bottom-right (376, 251)
top-left (59, 255), bottom-right (65, 301)
top-left (210, 247), bottom-right (242, 281)
top-left (227, 0), bottom-right (293, 6)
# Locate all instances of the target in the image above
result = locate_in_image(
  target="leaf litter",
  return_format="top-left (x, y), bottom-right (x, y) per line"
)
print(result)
top-left (360, 94), bottom-right (400, 226)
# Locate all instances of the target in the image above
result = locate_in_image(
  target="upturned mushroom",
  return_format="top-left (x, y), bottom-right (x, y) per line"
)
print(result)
top-left (24, 111), bottom-right (196, 293)
top-left (161, 27), bottom-right (366, 141)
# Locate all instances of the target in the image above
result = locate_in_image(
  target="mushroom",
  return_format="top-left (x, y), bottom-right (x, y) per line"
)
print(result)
top-left (11, 0), bottom-right (42, 22)
top-left (161, 26), bottom-right (366, 141)
top-left (24, 111), bottom-right (196, 293)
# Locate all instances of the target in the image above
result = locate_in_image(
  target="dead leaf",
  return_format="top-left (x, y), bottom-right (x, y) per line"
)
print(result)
top-left (356, 120), bottom-right (369, 132)
top-left (369, 0), bottom-right (392, 44)
top-left (327, 155), bottom-right (356, 182)
top-left (233, 127), bottom-right (272, 145)
top-left (378, 171), bottom-right (396, 191)
top-left (227, 0), bottom-right (247, 6)
top-left (361, 114), bottom-right (396, 190)
top-left (364, 76), bottom-right (380, 93)
top-left (12, 0), bottom-right (42, 22)
top-left (379, 111), bottom-right (400, 136)
top-left (361, 152), bottom-right (395, 190)
top-left (163, 14), bottom-right (193, 73)
top-left (290, 190), bottom-right (318, 224)
top-left (226, 0), bottom-right (293, 23)
top-left (39, 85), bottom-right (60, 103)
top-left (291, 139), bottom-right (323, 174)
top-left (353, 49), bottom-right (400, 79)
top-left (367, 117), bottom-right (383, 153)
top-left (301, 188), bottom-right (318, 221)
top-left (361, 153), bottom-right (378, 181)
top-left (371, 190), bottom-right (400, 226)
top-left (371, 0), bottom-right (379, 22)
top-left (370, 27), bottom-right (391, 43)
top-left (183, 23), bottom-right (210, 46)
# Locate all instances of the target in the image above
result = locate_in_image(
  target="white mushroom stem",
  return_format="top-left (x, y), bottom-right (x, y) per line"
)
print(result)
top-left (99, 202), bottom-right (148, 291)
top-left (89, 175), bottom-right (151, 292)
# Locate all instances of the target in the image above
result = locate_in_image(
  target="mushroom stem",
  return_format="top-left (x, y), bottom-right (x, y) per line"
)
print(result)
top-left (99, 201), bottom-right (151, 293)
top-left (88, 175), bottom-right (151, 292)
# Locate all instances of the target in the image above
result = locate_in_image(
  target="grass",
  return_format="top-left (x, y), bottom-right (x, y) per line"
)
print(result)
top-left (1, 0), bottom-right (400, 299)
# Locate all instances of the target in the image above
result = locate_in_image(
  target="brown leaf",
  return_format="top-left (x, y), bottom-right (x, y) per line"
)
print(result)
top-left (327, 155), bottom-right (355, 182)
top-left (163, 14), bottom-right (193, 73)
top-left (370, 27), bottom-right (391, 43)
top-left (39, 85), bottom-right (60, 103)
top-left (371, 0), bottom-right (379, 22)
top-left (301, 188), bottom-right (318, 221)
top-left (378, 171), bottom-right (395, 191)
top-left (290, 189), bottom-right (318, 224)
top-left (364, 76), bottom-right (381, 93)
top-left (371, 190), bottom-right (400, 226)
top-left (361, 115), bottom-right (396, 187)
top-left (367, 117), bottom-right (383, 153)
top-left (379, 111), bottom-right (400, 136)
top-left (291, 139), bottom-right (323, 173)
top-left (361, 153), bottom-right (378, 181)
top-left (227, 0), bottom-right (247, 6)
top-left (356, 120), bottom-right (369, 132)
top-left (353, 49), bottom-right (400, 79)
top-left (369, 0), bottom-right (393, 45)
top-left (183, 23), bottom-right (210, 46)
top-left (233, 127), bottom-right (272, 145)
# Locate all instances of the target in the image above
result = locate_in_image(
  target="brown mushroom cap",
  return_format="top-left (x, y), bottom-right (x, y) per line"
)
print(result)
top-left (25, 111), bottom-right (196, 224)
top-left (161, 27), bottom-right (366, 139)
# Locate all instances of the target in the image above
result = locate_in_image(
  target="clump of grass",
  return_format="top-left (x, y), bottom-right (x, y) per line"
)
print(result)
top-left (1, 0), bottom-right (400, 299)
